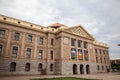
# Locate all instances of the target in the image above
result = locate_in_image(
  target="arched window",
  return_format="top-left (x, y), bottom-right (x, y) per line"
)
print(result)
top-left (50, 64), bottom-right (53, 72)
top-left (25, 63), bottom-right (30, 72)
top-left (10, 62), bottom-right (16, 72)
top-left (38, 63), bottom-right (42, 72)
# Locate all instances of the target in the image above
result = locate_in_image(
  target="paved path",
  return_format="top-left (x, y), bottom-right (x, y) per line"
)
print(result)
top-left (0, 72), bottom-right (120, 80)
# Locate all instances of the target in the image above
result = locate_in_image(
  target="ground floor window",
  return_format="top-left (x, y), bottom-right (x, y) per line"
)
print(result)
top-left (50, 64), bottom-right (53, 72)
top-left (25, 63), bottom-right (30, 72)
top-left (38, 63), bottom-right (42, 72)
top-left (10, 62), bottom-right (16, 72)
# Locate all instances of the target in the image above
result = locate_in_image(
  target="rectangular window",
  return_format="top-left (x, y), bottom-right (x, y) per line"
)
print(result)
top-left (84, 50), bottom-right (89, 61)
top-left (39, 37), bottom-right (44, 45)
top-left (100, 57), bottom-right (102, 63)
top-left (26, 48), bottom-right (31, 58)
top-left (28, 35), bottom-right (32, 42)
top-left (38, 50), bottom-right (43, 59)
top-left (0, 29), bottom-right (5, 38)
top-left (51, 38), bottom-right (54, 45)
top-left (12, 46), bottom-right (18, 57)
top-left (51, 50), bottom-right (53, 60)
top-left (0, 45), bottom-right (2, 56)
top-left (71, 38), bottom-right (75, 46)
top-left (78, 49), bottom-right (83, 60)
top-left (84, 42), bottom-right (87, 49)
top-left (14, 32), bottom-right (20, 40)
top-left (78, 40), bottom-right (82, 47)
top-left (71, 48), bottom-right (76, 60)
top-left (99, 49), bottom-right (101, 54)
top-left (96, 57), bottom-right (98, 63)
top-left (95, 48), bottom-right (97, 54)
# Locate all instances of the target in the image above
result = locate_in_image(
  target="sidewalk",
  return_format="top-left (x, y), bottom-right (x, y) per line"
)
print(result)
top-left (0, 72), bottom-right (120, 80)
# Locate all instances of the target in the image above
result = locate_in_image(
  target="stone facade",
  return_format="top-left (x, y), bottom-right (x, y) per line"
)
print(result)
top-left (0, 15), bottom-right (111, 76)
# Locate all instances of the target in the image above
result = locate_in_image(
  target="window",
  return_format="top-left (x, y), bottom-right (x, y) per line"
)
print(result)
top-left (14, 32), bottom-right (20, 40)
top-left (78, 40), bottom-right (82, 47)
top-left (103, 50), bottom-right (105, 55)
top-left (71, 38), bottom-right (75, 46)
top-left (78, 49), bottom-right (83, 60)
top-left (84, 50), bottom-right (89, 61)
top-left (51, 38), bottom-right (54, 45)
top-left (38, 50), bottom-right (43, 59)
top-left (39, 37), bottom-right (44, 45)
top-left (95, 48), bottom-right (97, 54)
top-left (100, 57), bottom-right (102, 63)
top-left (0, 45), bottom-right (2, 56)
top-left (38, 63), bottom-right (42, 72)
top-left (96, 57), bottom-right (98, 63)
top-left (97, 65), bottom-right (99, 70)
top-left (25, 63), bottom-right (30, 72)
top-left (0, 29), bottom-right (5, 38)
top-left (28, 35), bottom-right (32, 42)
top-left (104, 58), bottom-right (106, 63)
top-left (50, 64), bottom-right (53, 72)
top-left (26, 48), bottom-right (31, 58)
top-left (99, 49), bottom-right (101, 54)
top-left (10, 62), bottom-right (16, 72)
top-left (51, 50), bottom-right (53, 60)
top-left (71, 48), bottom-right (76, 59)
top-left (84, 42), bottom-right (87, 49)
top-left (102, 66), bottom-right (104, 70)
top-left (12, 46), bottom-right (18, 57)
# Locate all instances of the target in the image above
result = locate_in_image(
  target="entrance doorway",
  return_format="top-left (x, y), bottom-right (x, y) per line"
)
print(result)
top-left (80, 64), bottom-right (84, 74)
top-left (86, 65), bottom-right (90, 74)
top-left (73, 64), bottom-right (77, 74)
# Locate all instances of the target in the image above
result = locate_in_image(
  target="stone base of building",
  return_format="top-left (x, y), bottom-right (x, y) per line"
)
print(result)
top-left (0, 59), bottom-right (110, 76)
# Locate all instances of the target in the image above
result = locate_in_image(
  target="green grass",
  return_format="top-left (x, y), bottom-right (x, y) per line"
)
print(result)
top-left (31, 77), bottom-right (98, 80)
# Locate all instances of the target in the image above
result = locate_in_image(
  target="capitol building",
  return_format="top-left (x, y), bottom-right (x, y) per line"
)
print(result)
top-left (0, 15), bottom-right (111, 75)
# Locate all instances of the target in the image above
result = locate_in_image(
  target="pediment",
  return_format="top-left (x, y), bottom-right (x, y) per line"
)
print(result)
top-left (63, 25), bottom-right (94, 40)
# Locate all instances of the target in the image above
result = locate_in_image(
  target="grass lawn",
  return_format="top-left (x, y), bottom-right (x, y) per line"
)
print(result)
top-left (31, 77), bottom-right (98, 80)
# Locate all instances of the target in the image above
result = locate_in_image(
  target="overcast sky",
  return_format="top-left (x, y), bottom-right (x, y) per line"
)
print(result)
top-left (0, 0), bottom-right (120, 59)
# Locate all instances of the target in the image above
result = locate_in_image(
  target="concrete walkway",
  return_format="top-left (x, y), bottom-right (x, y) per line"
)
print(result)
top-left (0, 72), bottom-right (120, 80)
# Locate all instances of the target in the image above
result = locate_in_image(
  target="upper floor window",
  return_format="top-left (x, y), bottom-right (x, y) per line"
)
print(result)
top-left (0, 29), bottom-right (5, 38)
top-left (0, 45), bottom-right (2, 56)
top-left (39, 37), bottom-right (44, 45)
top-left (14, 32), bottom-right (20, 40)
top-left (99, 49), bottom-right (101, 54)
top-left (96, 57), bottom-right (98, 63)
top-left (51, 38), bottom-right (54, 45)
top-left (26, 48), bottom-right (31, 58)
top-left (28, 35), bottom-right (32, 42)
top-left (100, 57), bottom-right (102, 63)
top-left (12, 46), bottom-right (18, 58)
top-left (38, 50), bottom-right (43, 59)
top-left (84, 42), bottom-right (88, 49)
top-left (78, 40), bottom-right (82, 47)
top-left (103, 50), bottom-right (105, 55)
top-left (51, 50), bottom-right (53, 60)
top-left (95, 48), bottom-right (97, 54)
top-left (102, 66), bottom-right (104, 70)
top-left (71, 38), bottom-right (75, 46)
